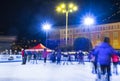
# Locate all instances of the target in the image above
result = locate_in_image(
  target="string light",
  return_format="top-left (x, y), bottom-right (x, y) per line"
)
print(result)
top-left (102, 1), bottom-right (120, 22)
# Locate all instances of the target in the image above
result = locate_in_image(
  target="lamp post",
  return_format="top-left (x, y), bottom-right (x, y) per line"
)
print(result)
top-left (56, 3), bottom-right (78, 48)
top-left (42, 23), bottom-right (51, 47)
top-left (83, 16), bottom-right (95, 51)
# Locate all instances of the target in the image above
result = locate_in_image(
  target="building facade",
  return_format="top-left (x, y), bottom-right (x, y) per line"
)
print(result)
top-left (0, 36), bottom-right (16, 52)
top-left (48, 22), bottom-right (120, 49)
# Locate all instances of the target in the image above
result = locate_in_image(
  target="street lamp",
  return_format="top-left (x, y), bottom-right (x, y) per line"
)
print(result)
top-left (83, 16), bottom-right (95, 51)
top-left (56, 3), bottom-right (78, 47)
top-left (42, 23), bottom-right (51, 47)
top-left (83, 17), bottom-right (94, 26)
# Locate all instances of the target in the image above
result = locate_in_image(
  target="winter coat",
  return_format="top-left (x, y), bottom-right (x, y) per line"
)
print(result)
top-left (42, 51), bottom-right (48, 58)
top-left (94, 42), bottom-right (115, 65)
top-left (78, 52), bottom-right (84, 59)
top-left (112, 54), bottom-right (119, 63)
top-left (57, 52), bottom-right (61, 59)
top-left (22, 50), bottom-right (25, 57)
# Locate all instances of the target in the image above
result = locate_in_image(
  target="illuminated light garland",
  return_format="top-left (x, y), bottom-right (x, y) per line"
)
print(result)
top-left (102, 1), bottom-right (120, 22)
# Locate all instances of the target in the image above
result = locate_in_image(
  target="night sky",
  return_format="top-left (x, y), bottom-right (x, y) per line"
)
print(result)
top-left (0, 0), bottom-right (120, 39)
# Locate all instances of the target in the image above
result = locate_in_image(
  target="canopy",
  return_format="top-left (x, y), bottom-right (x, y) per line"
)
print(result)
top-left (33, 43), bottom-right (46, 49)
top-left (25, 43), bottom-right (52, 52)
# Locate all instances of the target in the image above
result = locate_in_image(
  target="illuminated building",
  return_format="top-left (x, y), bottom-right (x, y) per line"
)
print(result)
top-left (48, 22), bottom-right (120, 49)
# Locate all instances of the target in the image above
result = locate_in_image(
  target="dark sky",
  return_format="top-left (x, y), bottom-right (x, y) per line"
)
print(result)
top-left (0, 0), bottom-right (120, 39)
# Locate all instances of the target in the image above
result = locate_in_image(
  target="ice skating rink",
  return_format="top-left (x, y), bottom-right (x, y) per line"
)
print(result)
top-left (0, 61), bottom-right (120, 81)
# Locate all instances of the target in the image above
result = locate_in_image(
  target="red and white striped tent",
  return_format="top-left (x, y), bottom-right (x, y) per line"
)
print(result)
top-left (25, 43), bottom-right (52, 52)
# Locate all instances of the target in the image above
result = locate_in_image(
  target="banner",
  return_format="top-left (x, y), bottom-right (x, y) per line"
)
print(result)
top-left (0, 55), bottom-right (22, 62)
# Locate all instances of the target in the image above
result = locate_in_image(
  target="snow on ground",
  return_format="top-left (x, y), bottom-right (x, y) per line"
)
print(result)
top-left (0, 61), bottom-right (120, 81)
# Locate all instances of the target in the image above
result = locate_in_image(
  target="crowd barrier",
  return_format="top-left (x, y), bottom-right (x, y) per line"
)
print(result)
top-left (0, 55), bottom-right (22, 63)
top-left (0, 54), bottom-right (89, 63)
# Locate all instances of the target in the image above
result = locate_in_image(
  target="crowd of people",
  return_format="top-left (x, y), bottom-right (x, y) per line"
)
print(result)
top-left (21, 37), bottom-right (120, 81)
top-left (21, 48), bottom-right (86, 65)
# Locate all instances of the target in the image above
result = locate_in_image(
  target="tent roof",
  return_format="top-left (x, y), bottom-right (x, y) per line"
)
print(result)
top-left (25, 43), bottom-right (52, 52)
top-left (32, 44), bottom-right (46, 49)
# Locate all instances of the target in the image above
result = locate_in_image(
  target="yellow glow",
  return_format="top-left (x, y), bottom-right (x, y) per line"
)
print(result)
top-left (56, 7), bottom-right (61, 12)
top-left (69, 3), bottom-right (74, 8)
top-left (61, 3), bottom-right (66, 9)
top-left (69, 9), bottom-right (73, 12)
top-left (56, 3), bottom-right (77, 13)
top-left (73, 6), bottom-right (78, 11)
top-left (62, 10), bottom-right (66, 13)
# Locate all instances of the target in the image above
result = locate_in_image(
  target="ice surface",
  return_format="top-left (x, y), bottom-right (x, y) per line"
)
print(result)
top-left (0, 61), bottom-right (120, 81)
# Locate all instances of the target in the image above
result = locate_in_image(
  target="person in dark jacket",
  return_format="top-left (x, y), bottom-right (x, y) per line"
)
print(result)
top-left (63, 52), bottom-right (68, 65)
top-left (117, 51), bottom-right (120, 64)
top-left (74, 52), bottom-right (78, 61)
top-left (68, 53), bottom-right (73, 65)
top-left (78, 50), bottom-right (84, 64)
top-left (94, 37), bottom-right (115, 81)
top-left (89, 49), bottom-right (97, 74)
top-left (56, 49), bottom-right (61, 64)
top-left (51, 51), bottom-right (56, 63)
top-left (32, 51), bottom-right (38, 64)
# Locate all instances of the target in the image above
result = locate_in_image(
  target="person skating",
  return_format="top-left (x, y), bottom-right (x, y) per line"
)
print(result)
top-left (51, 51), bottom-right (56, 63)
top-left (89, 49), bottom-right (97, 74)
top-left (68, 53), bottom-right (73, 65)
top-left (63, 52), bottom-right (68, 65)
top-left (32, 51), bottom-right (38, 64)
top-left (42, 48), bottom-right (48, 63)
top-left (74, 52), bottom-right (78, 61)
top-left (78, 50), bottom-right (84, 64)
top-left (111, 53), bottom-right (119, 75)
top-left (94, 37), bottom-right (115, 81)
top-left (56, 49), bottom-right (61, 64)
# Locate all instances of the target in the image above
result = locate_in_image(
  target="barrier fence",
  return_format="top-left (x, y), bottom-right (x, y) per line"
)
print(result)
top-left (0, 55), bottom-right (22, 63)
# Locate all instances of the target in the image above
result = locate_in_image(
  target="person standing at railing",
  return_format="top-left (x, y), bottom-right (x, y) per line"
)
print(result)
top-left (56, 49), bottom-right (61, 64)
top-left (21, 49), bottom-right (27, 65)
top-left (63, 52), bottom-right (68, 65)
top-left (78, 50), bottom-right (84, 64)
top-left (42, 48), bottom-right (48, 63)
